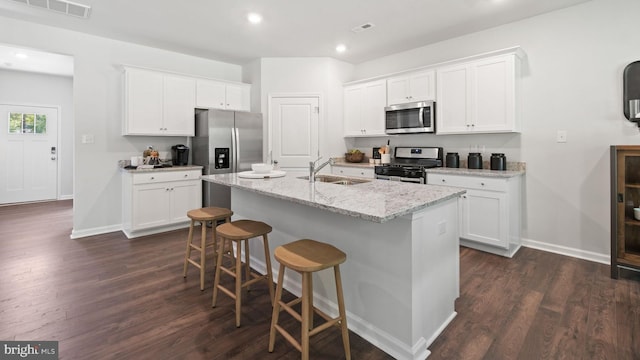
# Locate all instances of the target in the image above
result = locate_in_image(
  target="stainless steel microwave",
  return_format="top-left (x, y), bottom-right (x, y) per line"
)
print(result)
top-left (385, 100), bottom-right (435, 134)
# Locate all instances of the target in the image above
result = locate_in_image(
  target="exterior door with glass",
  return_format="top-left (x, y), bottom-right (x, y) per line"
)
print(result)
top-left (0, 104), bottom-right (58, 204)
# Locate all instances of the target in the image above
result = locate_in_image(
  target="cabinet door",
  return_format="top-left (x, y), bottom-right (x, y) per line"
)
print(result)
top-left (344, 85), bottom-right (365, 136)
top-left (163, 75), bottom-right (196, 136)
top-left (169, 180), bottom-right (202, 223)
top-left (387, 77), bottom-right (410, 105)
top-left (436, 64), bottom-right (471, 134)
top-left (196, 79), bottom-right (226, 109)
top-left (471, 56), bottom-right (516, 133)
top-left (225, 83), bottom-right (250, 111)
top-left (362, 80), bottom-right (387, 135)
top-left (460, 189), bottom-right (509, 249)
top-left (125, 68), bottom-right (164, 135)
top-left (132, 183), bottom-right (171, 230)
top-left (408, 70), bottom-right (436, 102)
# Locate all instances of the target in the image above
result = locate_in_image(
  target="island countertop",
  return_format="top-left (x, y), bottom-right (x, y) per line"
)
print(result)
top-left (201, 172), bottom-right (464, 223)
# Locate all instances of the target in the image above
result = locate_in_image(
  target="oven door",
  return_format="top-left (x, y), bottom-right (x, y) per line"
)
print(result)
top-left (385, 101), bottom-right (435, 134)
top-left (375, 174), bottom-right (425, 184)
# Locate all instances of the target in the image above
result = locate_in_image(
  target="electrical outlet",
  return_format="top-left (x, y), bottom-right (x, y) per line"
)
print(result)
top-left (438, 221), bottom-right (446, 235)
top-left (81, 134), bottom-right (94, 144)
top-left (556, 130), bottom-right (567, 143)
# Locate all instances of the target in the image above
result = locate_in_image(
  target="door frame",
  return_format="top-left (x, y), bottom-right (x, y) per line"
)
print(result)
top-left (1, 102), bottom-right (62, 202)
top-left (267, 93), bottom-right (324, 165)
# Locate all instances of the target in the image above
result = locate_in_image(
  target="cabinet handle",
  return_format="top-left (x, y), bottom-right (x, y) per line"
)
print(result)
top-left (480, 182), bottom-right (485, 186)
top-left (441, 179), bottom-right (446, 183)
top-left (184, 174), bottom-right (188, 177)
top-left (471, 124), bottom-right (475, 127)
top-left (150, 176), bottom-right (155, 180)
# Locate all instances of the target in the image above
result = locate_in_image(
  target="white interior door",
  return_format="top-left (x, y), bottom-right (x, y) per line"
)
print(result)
top-left (270, 96), bottom-right (319, 168)
top-left (0, 104), bottom-right (58, 204)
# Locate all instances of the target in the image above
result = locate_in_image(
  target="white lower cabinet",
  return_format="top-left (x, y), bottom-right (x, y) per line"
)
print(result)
top-left (331, 166), bottom-right (375, 179)
top-left (427, 172), bottom-right (522, 257)
top-left (122, 170), bottom-right (202, 238)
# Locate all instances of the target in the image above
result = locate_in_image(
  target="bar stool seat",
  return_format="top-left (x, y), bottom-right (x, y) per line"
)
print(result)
top-left (212, 219), bottom-right (275, 327)
top-left (182, 207), bottom-right (233, 290)
top-left (268, 239), bottom-right (350, 360)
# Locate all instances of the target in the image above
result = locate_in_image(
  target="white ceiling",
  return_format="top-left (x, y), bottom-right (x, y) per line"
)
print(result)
top-left (0, 0), bottom-right (592, 76)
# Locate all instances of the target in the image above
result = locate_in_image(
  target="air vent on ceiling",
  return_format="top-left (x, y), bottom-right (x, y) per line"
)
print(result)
top-left (351, 22), bottom-right (375, 33)
top-left (10, 0), bottom-right (91, 19)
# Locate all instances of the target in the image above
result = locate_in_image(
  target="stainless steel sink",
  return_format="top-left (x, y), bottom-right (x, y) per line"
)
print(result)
top-left (297, 175), bottom-right (371, 185)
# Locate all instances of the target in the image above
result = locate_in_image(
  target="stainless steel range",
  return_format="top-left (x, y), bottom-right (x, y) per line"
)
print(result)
top-left (374, 146), bottom-right (443, 184)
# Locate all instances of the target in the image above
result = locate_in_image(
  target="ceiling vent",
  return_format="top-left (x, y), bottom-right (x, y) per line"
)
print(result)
top-left (10, 0), bottom-right (91, 19)
top-left (351, 22), bottom-right (375, 33)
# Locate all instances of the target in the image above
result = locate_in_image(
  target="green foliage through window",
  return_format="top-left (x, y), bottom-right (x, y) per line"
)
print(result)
top-left (7, 112), bottom-right (47, 134)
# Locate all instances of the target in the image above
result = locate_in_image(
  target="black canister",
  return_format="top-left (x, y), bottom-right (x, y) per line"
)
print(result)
top-left (467, 153), bottom-right (483, 169)
top-left (490, 153), bottom-right (507, 171)
top-left (445, 152), bottom-right (460, 168)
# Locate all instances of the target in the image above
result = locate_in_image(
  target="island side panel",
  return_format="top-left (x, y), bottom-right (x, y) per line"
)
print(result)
top-left (231, 187), bottom-right (458, 360)
top-left (410, 198), bottom-right (460, 353)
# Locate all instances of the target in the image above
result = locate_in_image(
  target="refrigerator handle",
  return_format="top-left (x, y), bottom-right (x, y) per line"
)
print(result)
top-left (233, 127), bottom-right (240, 173)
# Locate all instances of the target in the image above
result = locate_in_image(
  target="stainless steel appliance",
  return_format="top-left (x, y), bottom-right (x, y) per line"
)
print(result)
top-left (384, 101), bottom-right (435, 134)
top-left (374, 146), bottom-right (443, 183)
top-left (193, 109), bottom-right (263, 208)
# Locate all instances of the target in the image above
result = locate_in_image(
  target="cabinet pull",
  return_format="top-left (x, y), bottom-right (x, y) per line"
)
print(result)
top-left (441, 179), bottom-right (446, 183)
top-left (480, 182), bottom-right (485, 186)
top-left (184, 174), bottom-right (188, 177)
top-left (150, 176), bottom-right (155, 180)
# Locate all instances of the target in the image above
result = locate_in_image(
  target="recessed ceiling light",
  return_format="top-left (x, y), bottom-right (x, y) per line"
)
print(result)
top-left (336, 44), bottom-right (347, 53)
top-left (14, 53), bottom-right (28, 59)
top-left (247, 12), bottom-right (262, 24)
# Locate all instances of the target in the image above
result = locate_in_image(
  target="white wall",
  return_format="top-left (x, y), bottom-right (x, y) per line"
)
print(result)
top-left (350, 0), bottom-right (640, 261)
top-left (0, 16), bottom-right (243, 237)
top-left (0, 69), bottom-right (74, 198)
top-left (249, 57), bottom-right (354, 162)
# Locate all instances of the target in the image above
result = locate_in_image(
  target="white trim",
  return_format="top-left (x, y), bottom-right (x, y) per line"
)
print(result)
top-left (58, 194), bottom-right (73, 200)
top-left (70, 224), bottom-right (122, 239)
top-left (521, 237), bottom-right (610, 265)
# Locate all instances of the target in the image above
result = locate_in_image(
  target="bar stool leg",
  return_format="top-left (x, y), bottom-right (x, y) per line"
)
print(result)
top-left (262, 234), bottom-right (275, 305)
top-left (301, 272), bottom-right (311, 360)
top-left (335, 265), bottom-right (351, 360)
top-left (268, 263), bottom-right (286, 353)
top-left (244, 239), bottom-right (251, 291)
top-left (212, 237), bottom-right (226, 307)
top-left (199, 220), bottom-right (207, 290)
top-left (182, 219), bottom-right (195, 277)
top-left (235, 239), bottom-right (243, 327)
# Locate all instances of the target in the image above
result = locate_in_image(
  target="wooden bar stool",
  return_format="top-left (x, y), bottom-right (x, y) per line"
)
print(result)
top-left (268, 239), bottom-right (350, 360)
top-left (182, 207), bottom-right (233, 291)
top-left (212, 219), bottom-right (275, 327)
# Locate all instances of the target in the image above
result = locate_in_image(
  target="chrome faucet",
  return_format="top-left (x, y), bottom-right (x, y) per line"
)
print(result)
top-left (309, 157), bottom-right (335, 183)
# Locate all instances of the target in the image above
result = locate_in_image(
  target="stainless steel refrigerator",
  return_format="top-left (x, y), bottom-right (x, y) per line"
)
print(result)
top-left (193, 108), bottom-right (263, 209)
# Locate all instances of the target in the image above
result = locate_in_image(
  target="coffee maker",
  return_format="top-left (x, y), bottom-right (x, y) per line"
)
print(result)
top-left (171, 144), bottom-right (189, 166)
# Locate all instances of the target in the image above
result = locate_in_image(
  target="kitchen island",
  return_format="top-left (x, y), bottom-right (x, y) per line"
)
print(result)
top-left (202, 172), bottom-right (464, 360)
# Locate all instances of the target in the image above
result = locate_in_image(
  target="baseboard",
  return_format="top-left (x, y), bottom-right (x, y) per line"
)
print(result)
top-left (70, 224), bottom-right (123, 239)
top-left (58, 194), bottom-right (73, 200)
top-left (521, 237), bottom-right (610, 265)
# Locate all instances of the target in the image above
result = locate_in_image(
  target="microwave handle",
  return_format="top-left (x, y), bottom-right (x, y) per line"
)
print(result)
top-left (419, 107), bottom-right (425, 127)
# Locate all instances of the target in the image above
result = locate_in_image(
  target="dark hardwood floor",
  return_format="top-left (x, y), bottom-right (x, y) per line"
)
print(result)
top-left (1, 201), bottom-right (638, 359)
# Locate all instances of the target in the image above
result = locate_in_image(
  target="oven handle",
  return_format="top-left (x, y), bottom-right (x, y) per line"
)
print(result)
top-left (375, 175), bottom-right (424, 184)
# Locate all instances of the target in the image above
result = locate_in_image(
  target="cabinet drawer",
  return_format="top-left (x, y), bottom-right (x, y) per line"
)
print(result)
top-left (332, 166), bottom-right (375, 179)
top-left (133, 170), bottom-right (201, 184)
top-left (427, 174), bottom-right (507, 192)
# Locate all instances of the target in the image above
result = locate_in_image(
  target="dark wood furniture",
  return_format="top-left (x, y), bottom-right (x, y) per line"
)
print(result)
top-left (611, 145), bottom-right (640, 278)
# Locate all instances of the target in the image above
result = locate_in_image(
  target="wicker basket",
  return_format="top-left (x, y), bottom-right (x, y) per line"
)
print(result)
top-left (344, 152), bottom-right (364, 163)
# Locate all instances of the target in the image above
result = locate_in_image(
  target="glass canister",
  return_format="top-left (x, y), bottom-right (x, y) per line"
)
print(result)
top-left (445, 152), bottom-right (460, 168)
top-left (490, 153), bottom-right (507, 171)
top-left (467, 153), bottom-right (483, 169)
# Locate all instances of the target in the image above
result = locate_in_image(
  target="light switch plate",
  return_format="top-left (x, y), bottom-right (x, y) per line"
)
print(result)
top-left (81, 134), bottom-right (95, 144)
top-left (556, 130), bottom-right (567, 143)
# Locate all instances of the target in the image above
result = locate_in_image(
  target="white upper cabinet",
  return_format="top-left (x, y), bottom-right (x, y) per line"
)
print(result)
top-left (387, 70), bottom-right (435, 105)
top-left (196, 79), bottom-right (250, 111)
top-left (123, 67), bottom-right (195, 136)
top-left (436, 53), bottom-right (521, 134)
top-left (343, 79), bottom-right (387, 137)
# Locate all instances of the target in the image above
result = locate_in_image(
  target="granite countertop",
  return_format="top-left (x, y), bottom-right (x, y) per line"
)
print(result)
top-left (425, 167), bottom-right (525, 178)
top-left (201, 172), bottom-right (465, 223)
top-left (120, 165), bottom-right (203, 173)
